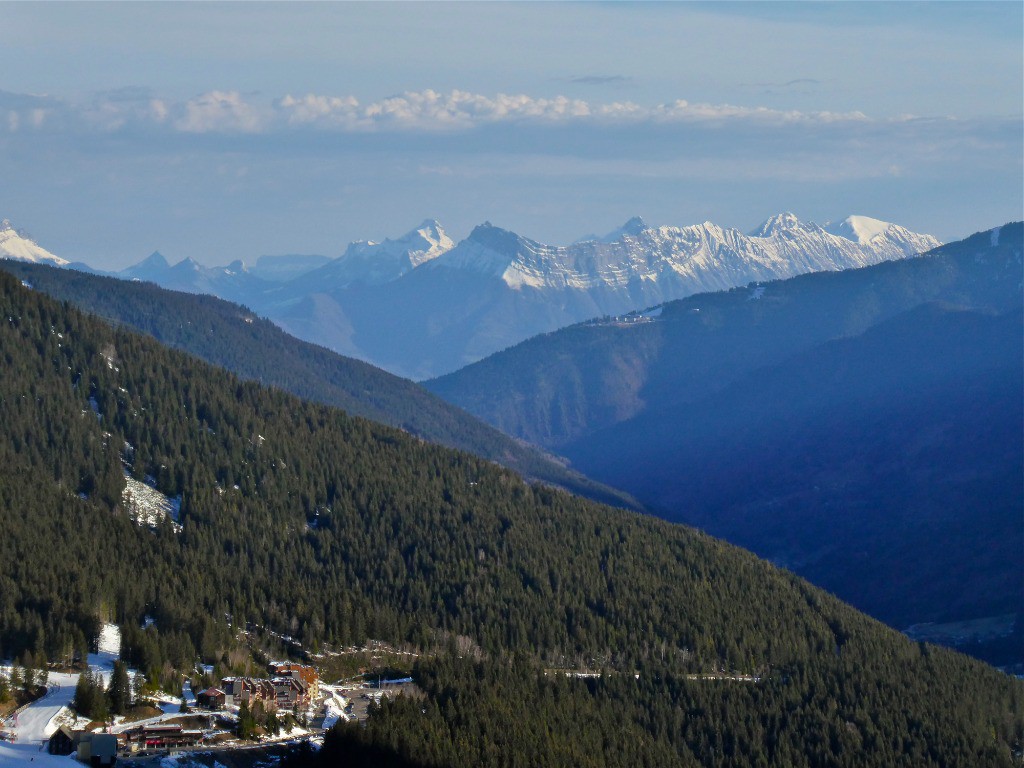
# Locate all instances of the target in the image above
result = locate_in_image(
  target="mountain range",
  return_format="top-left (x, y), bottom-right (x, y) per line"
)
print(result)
top-left (0, 213), bottom-right (942, 379)
top-left (426, 223), bottom-right (1024, 665)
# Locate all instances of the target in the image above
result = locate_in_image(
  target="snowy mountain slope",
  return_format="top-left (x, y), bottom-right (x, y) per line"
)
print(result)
top-left (114, 220), bottom-right (454, 308)
top-left (424, 213), bottom-right (940, 297)
top-left (0, 219), bottom-right (69, 266)
top-left (824, 214), bottom-right (942, 258)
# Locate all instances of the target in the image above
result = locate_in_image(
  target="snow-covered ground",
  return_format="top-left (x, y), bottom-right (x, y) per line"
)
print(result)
top-left (0, 739), bottom-right (80, 766)
top-left (89, 622), bottom-right (121, 681)
top-left (318, 686), bottom-right (351, 731)
top-left (123, 471), bottom-right (182, 531)
top-left (0, 623), bottom-right (123, 766)
top-left (0, 671), bottom-right (81, 765)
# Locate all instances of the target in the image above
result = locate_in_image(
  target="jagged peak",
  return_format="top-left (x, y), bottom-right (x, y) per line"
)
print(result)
top-left (415, 218), bottom-right (446, 235)
top-left (749, 212), bottom-right (804, 238)
top-left (467, 222), bottom-right (525, 253)
top-left (141, 251), bottom-right (169, 267)
top-left (171, 256), bottom-right (202, 271)
top-left (598, 216), bottom-right (649, 243)
top-left (0, 218), bottom-right (36, 241)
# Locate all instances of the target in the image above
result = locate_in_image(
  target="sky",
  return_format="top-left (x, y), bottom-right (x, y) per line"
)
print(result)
top-left (0, 1), bottom-right (1021, 270)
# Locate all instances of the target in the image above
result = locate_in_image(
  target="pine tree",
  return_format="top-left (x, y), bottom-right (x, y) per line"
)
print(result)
top-left (74, 669), bottom-right (109, 721)
top-left (107, 660), bottom-right (131, 715)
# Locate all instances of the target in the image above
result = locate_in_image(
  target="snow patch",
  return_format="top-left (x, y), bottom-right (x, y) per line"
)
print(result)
top-left (92, 623), bottom-right (121, 673)
top-left (991, 226), bottom-right (1001, 247)
top-left (320, 692), bottom-right (351, 730)
top-left (122, 470), bottom-right (182, 531)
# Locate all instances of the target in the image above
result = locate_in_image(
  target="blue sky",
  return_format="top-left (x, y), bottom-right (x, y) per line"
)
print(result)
top-left (1, 1), bottom-right (1021, 269)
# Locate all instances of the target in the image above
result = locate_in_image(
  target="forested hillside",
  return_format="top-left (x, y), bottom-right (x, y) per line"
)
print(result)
top-left (0, 261), bottom-right (633, 508)
top-left (0, 270), bottom-right (1020, 765)
top-left (568, 304), bottom-right (1023, 631)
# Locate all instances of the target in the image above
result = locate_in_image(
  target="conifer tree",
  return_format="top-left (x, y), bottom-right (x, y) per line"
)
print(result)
top-left (107, 660), bottom-right (131, 715)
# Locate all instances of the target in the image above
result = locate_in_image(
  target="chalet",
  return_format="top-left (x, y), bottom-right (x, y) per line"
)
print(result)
top-left (196, 686), bottom-right (227, 710)
top-left (122, 723), bottom-right (203, 753)
top-left (47, 725), bottom-right (76, 756)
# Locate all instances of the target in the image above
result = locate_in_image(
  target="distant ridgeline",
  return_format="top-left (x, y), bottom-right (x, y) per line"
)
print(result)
top-left (0, 260), bottom-right (635, 510)
top-left (0, 269), bottom-right (1021, 765)
top-left (0, 213), bottom-right (940, 380)
top-left (427, 224), bottom-right (1024, 668)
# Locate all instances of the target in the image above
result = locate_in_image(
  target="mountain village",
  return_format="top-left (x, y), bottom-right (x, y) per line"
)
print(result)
top-left (1, 624), bottom-right (418, 766)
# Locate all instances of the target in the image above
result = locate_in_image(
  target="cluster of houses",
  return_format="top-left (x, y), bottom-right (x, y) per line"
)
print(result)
top-left (45, 661), bottom-right (320, 764)
top-left (197, 660), bottom-right (319, 712)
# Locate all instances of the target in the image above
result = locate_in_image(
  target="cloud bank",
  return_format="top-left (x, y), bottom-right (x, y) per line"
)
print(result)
top-left (1, 87), bottom-right (873, 136)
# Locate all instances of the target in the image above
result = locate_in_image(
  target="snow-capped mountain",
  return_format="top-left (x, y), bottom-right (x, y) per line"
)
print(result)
top-left (422, 212), bottom-right (940, 299)
top-left (257, 213), bottom-right (941, 378)
top-left (824, 215), bottom-right (939, 257)
top-left (293, 219), bottom-right (454, 290)
top-left (117, 220), bottom-right (454, 301)
top-left (0, 219), bottom-right (69, 266)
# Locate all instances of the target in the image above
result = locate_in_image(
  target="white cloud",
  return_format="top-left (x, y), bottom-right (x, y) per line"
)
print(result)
top-left (0, 87), bottom-right (992, 140)
top-left (82, 100), bottom-right (166, 132)
top-left (276, 93), bottom-right (359, 126)
top-left (174, 90), bottom-right (265, 134)
top-left (651, 99), bottom-right (868, 124)
top-left (272, 89), bottom-right (869, 132)
top-left (275, 89), bottom-right (601, 131)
